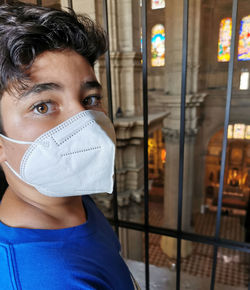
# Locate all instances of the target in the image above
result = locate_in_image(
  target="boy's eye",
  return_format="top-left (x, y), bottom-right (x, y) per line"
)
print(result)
top-left (31, 101), bottom-right (55, 115)
top-left (36, 103), bottom-right (49, 114)
top-left (82, 95), bottom-right (102, 108)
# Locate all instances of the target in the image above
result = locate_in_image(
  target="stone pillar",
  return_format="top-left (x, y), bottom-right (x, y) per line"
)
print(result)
top-left (164, 0), bottom-right (201, 95)
top-left (164, 0), bottom-right (183, 95)
top-left (60, 0), bottom-right (98, 20)
top-left (160, 132), bottom-right (194, 258)
top-left (160, 94), bottom-right (205, 259)
top-left (107, 0), bottom-right (142, 117)
top-left (161, 0), bottom-right (203, 259)
top-left (114, 112), bottom-right (167, 261)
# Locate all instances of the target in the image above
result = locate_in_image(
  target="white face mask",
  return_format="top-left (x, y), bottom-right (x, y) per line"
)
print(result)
top-left (0, 110), bottom-right (116, 197)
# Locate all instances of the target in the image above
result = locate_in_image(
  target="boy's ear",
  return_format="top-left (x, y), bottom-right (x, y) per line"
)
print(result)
top-left (0, 138), bottom-right (7, 163)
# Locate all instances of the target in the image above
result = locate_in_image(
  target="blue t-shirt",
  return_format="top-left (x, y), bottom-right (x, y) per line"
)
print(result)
top-left (0, 196), bottom-right (135, 290)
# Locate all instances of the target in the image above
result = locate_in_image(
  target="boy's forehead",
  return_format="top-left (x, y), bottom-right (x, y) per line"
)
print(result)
top-left (5, 50), bottom-right (101, 99)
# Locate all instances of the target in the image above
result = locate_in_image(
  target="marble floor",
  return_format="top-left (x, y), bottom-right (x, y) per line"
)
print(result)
top-left (126, 259), bottom-right (247, 290)
top-left (146, 200), bottom-right (250, 289)
top-left (93, 193), bottom-right (250, 289)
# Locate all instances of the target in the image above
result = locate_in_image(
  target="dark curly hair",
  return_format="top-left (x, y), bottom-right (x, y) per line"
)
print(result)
top-left (0, 1), bottom-right (108, 97)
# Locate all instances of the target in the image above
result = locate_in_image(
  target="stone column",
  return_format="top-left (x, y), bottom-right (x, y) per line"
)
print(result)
top-left (160, 132), bottom-right (194, 258)
top-left (114, 112), bottom-right (167, 261)
top-left (108, 0), bottom-right (142, 117)
top-left (160, 0), bottom-right (203, 259)
top-left (60, 0), bottom-right (98, 20)
top-left (160, 94), bottom-right (205, 259)
top-left (164, 0), bottom-right (201, 95)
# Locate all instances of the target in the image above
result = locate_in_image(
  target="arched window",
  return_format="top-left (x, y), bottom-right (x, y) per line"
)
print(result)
top-left (218, 18), bottom-right (232, 62)
top-left (152, 0), bottom-right (165, 10)
top-left (151, 24), bottom-right (165, 67)
top-left (238, 15), bottom-right (250, 61)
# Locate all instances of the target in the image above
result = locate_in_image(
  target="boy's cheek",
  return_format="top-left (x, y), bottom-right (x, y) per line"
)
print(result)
top-left (1, 140), bottom-right (29, 173)
top-left (0, 141), bottom-right (6, 164)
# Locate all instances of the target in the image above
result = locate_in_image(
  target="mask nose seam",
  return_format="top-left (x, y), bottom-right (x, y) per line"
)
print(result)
top-left (51, 120), bottom-right (96, 146)
top-left (34, 110), bottom-right (91, 143)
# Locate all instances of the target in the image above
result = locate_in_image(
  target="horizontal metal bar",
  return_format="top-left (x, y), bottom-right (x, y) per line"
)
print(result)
top-left (107, 219), bottom-right (250, 253)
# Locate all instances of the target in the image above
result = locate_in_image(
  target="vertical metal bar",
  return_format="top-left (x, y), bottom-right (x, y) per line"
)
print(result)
top-left (102, 0), bottom-right (119, 237)
top-left (36, 0), bottom-right (42, 6)
top-left (103, 0), bottom-right (114, 122)
top-left (176, 0), bottom-right (189, 289)
top-left (210, 0), bottom-right (238, 289)
top-left (67, 0), bottom-right (72, 9)
top-left (141, 0), bottom-right (149, 289)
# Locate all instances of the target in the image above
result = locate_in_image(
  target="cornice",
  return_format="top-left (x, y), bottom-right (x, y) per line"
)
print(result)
top-left (114, 112), bottom-right (169, 141)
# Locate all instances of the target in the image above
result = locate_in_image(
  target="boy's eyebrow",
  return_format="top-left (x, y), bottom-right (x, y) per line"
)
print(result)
top-left (19, 83), bottom-right (61, 99)
top-left (18, 80), bottom-right (102, 99)
top-left (81, 81), bottom-right (102, 90)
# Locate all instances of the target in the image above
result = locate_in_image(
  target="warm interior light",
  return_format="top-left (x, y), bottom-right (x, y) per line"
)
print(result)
top-left (161, 148), bottom-right (166, 163)
top-left (233, 124), bottom-right (245, 139)
top-left (245, 125), bottom-right (250, 139)
top-left (227, 124), bottom-right (233, 138)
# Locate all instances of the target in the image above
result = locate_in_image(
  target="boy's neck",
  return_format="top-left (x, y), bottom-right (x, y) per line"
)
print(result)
top-left (0, 187), bottom-right (87, 229)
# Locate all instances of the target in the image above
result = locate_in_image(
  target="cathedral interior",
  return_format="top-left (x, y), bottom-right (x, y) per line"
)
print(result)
top-left (0, 0), bottom-right (250, 289)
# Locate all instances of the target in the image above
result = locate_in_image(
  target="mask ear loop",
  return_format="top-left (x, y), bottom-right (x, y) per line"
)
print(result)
top-left (0, 134), bottom-right (34, 186)
top-left (0, 134), bottom-right (33, 145)
top-left (3, 160), bottom-right (36, 189)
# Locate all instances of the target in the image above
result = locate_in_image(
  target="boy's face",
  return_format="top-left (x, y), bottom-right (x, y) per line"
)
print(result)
top-left (0, 49), bottom-right (104, 177)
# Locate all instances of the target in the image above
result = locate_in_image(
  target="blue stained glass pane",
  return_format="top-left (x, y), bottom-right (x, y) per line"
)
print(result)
top-left (238, 15), bottom-right (250, 61)
top-left (151, 24), bottom-right (165, 67)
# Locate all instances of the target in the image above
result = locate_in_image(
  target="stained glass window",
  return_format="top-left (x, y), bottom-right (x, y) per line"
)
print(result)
top-left (238, 15), bottom-right (250, 61)
top-left (151, 24), bottom-right (165, 67)
top-left (152, 0), bottom-right (165, 10)
top-left (228, 124), bottom-right (250, 139)
top-left (228, 125), bottom-right (233, 139)
top-left (218, 18), bottom-right (232, 62)
top-left (233, 124), bottom-right (245, 139)
top-left (245, 126), bottom-right (250, 139)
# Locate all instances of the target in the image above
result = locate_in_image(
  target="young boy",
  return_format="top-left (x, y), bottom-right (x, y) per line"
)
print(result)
top-left (0, 2), bottom-right (138, 289)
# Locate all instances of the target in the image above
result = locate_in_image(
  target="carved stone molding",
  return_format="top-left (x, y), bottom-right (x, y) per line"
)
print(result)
top-left (160, 93), bottom-right (207, 142)
top-left (114, 112), bottom-right (169, 141)
top-left (163, 127), bottom-right (198, 142)
top-left (110, 52), bottom-right (142, 66)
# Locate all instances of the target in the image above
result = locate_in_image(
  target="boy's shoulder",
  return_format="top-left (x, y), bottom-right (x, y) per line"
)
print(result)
top-left (0, 196), bottom-right (134, 290)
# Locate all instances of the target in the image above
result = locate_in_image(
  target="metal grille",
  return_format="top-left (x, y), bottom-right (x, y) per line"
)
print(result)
top-left (16, 0), bottom-right (250, 289)
top-left (103, 1), bottom-right (250, 290)
top-left (100, 1), bottom-right (250, 290)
